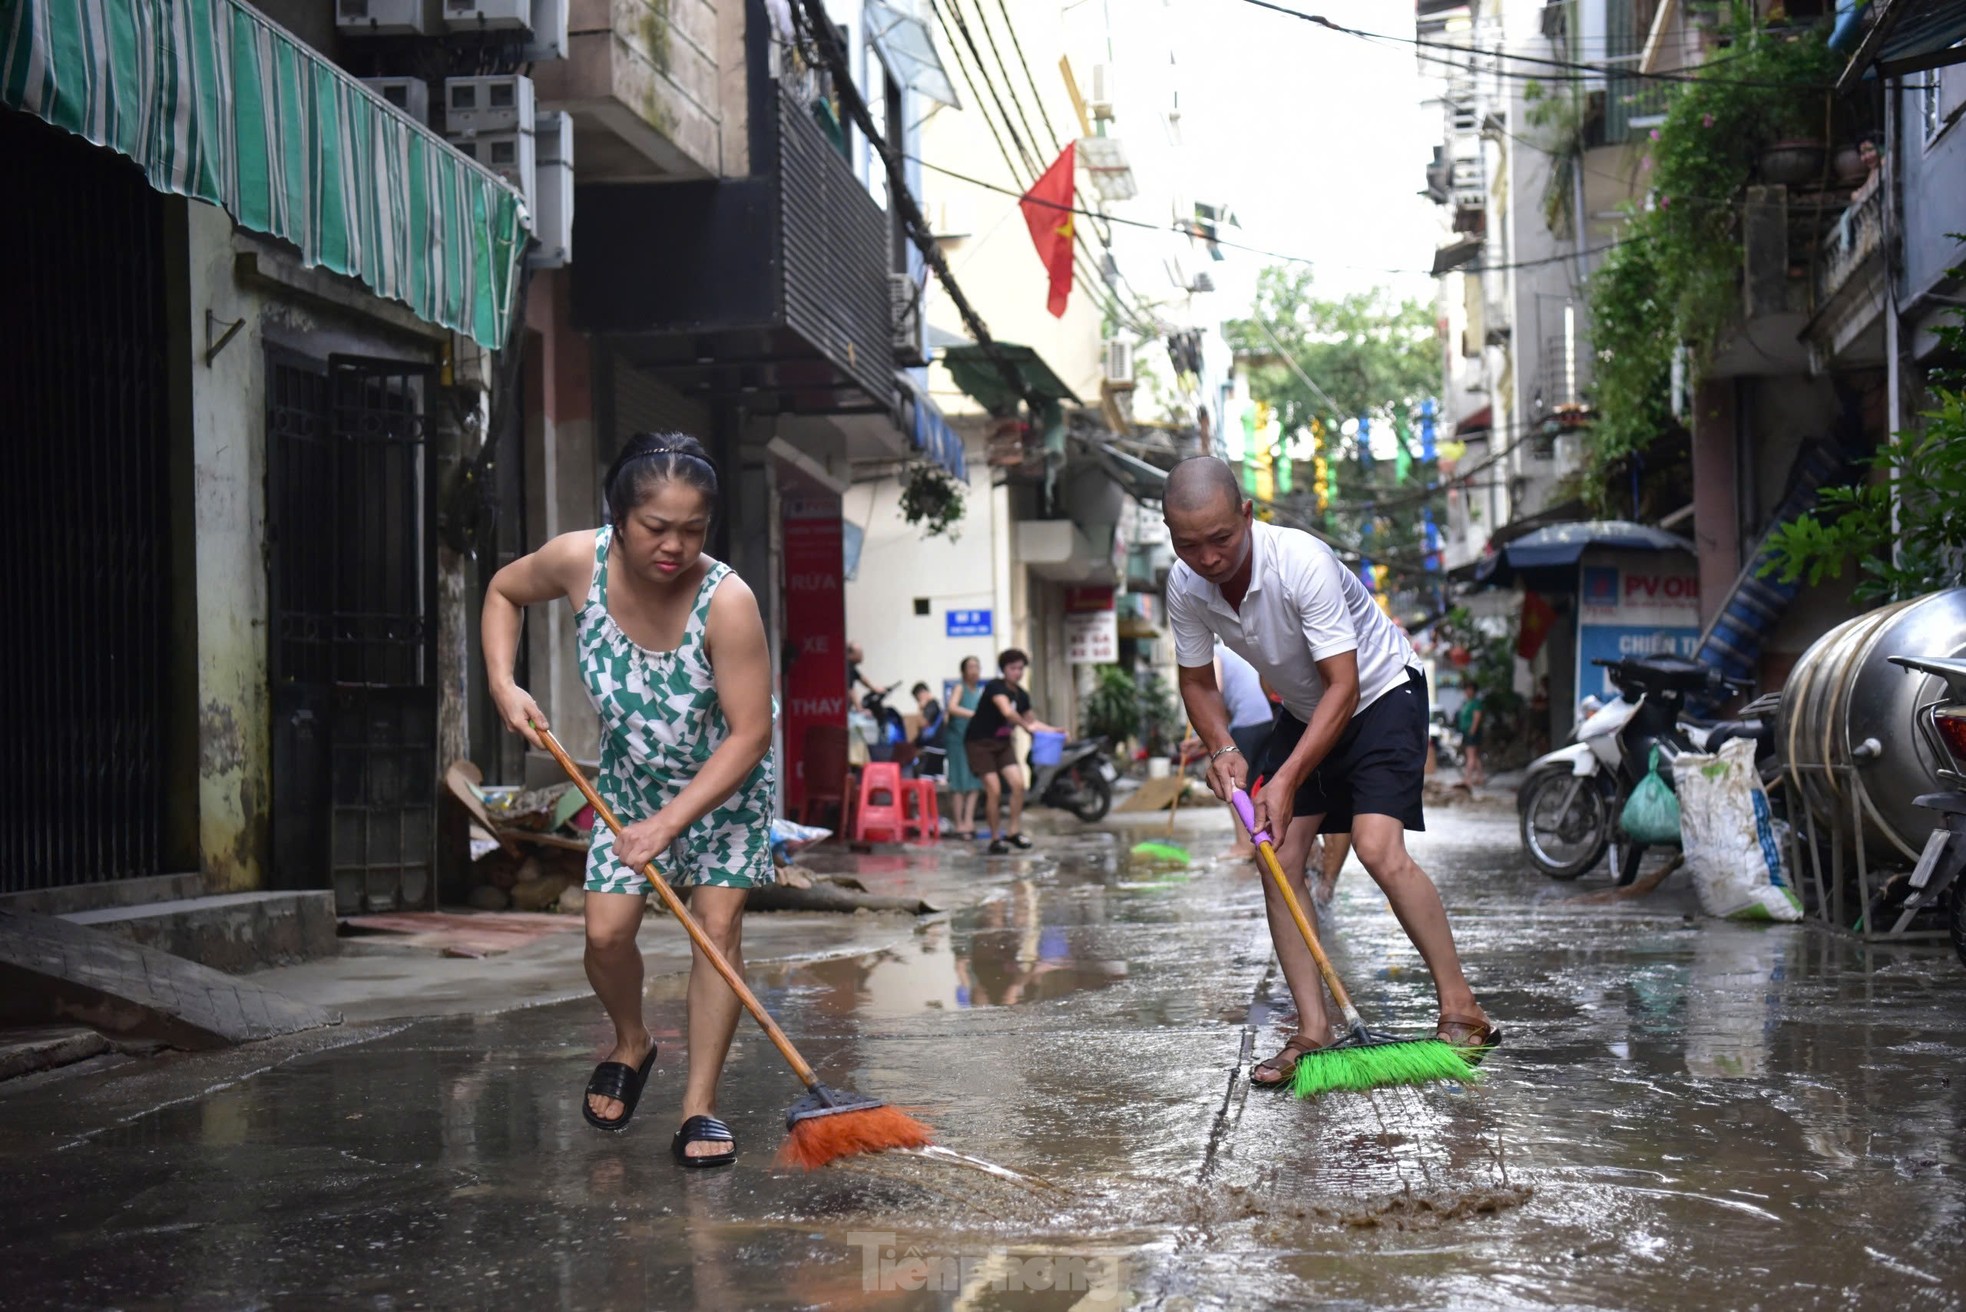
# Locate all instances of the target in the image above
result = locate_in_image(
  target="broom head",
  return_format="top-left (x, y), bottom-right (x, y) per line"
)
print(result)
top-left (1291, 1029), bottom-right (1485, 1098)
top-left (777, 1084), bottom-right (935, 1170)
top-left (1129, 840), bottom-right (1191, 864)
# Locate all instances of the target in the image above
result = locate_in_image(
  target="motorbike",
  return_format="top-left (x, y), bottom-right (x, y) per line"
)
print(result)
top-left (1026, 735), bottom-right (1117, 822)
top-left (859, 683), bottom-right (908, 762)
top-left (1872, 655), bottom-right (1966, 967)
top-left (1517, 654), bottom-right (1770, 882)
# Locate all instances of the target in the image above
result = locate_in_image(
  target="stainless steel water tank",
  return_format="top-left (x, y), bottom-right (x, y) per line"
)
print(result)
top-left (1778, 587), bottom-right (1966, 859)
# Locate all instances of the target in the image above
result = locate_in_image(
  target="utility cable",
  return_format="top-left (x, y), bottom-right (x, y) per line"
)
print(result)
top-left (910, 152), bottom-right (1650, 276)
top-left (1232, 0), bottom-right (1836, 90)
top-left (925, 0), bottom-right (1151, 334)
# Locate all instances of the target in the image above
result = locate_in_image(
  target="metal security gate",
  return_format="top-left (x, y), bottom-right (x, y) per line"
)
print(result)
top-left (0, 110), bottom-right (171, 893)
top-left (268, 354), bottom-right (438, 913)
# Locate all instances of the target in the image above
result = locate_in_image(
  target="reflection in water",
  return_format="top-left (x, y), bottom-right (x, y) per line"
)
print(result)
top-left (773, 880), bottom-right (1128, 1019)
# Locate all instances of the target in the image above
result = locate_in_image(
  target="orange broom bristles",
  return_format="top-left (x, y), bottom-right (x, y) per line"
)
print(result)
top-left (776, 1104), bottom-right (936, 1171)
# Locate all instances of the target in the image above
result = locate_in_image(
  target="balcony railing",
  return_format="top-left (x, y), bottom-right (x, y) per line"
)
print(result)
top-left (1816, 184), bottom-right (1885, 307)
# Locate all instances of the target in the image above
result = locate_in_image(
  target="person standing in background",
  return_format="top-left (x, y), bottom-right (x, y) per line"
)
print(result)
top-left (964, 649), bottom-right (1064, 855)
top-left (1458, 679), bottom-right (1487, 791)
top-left (943, 656), bottom-right (986, 838)
top-left (912, 682), bottom-right (947, 779)
top-left (1217, 640), bottom-right (1277, 860)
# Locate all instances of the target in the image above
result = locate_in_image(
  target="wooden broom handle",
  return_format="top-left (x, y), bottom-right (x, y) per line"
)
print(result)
top-left (1230, 790), bottom-right (1361, 1021)
top-left (534, 726), bottom-right (821, 1090)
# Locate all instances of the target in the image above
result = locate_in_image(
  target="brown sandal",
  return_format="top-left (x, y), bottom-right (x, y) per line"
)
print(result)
top-left (1436, 1010), bottom-right (1503, 1061)
top-left (1251, 1033), bottom-right (1327, 1088)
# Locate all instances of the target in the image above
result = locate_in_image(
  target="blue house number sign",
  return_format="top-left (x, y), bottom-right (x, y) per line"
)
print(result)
top-left (946, 608), bottom-right (993, 637)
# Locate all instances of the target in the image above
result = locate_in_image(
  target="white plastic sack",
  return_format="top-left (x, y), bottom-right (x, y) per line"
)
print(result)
top-left (1673, 738), bottom-right (1803, 922)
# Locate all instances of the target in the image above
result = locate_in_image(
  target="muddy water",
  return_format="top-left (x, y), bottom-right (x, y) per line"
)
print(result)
top-left (2, 808), bottom-right (1963, 1309)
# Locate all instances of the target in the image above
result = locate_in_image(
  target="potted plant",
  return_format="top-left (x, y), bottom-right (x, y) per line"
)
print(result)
top-left (898, 463), bottom-right (965, 539)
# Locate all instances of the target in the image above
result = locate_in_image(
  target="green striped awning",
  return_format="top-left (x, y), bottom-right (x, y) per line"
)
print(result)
top-left (1, 0), bottom-right (528, 348)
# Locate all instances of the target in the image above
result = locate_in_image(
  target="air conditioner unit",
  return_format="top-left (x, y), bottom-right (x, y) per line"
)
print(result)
top-left (522, 0), bottom-right (569, 60)
top-left (337, 0), bottom-right (426, 36)
top-left (442, 0), bottom-right (532, 32)
top-left (445, 75), bottom-right (536, 136)
top-left (361, 77), bottom-right (430, 127)
top-left (1103, 338), bottom-right (1133, 385)
top-left (451, 129), bottom-right (536, 204)
top-left (527, 112), bottom-right (573, 269)
top-left (890, 273), bottom-right (926, 366)
top-left (1088, 63), bottom-right (1114, 120)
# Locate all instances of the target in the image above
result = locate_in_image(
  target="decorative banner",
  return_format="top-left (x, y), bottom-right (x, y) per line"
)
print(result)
top-left (1420, 398), bottom-right (1438, 462)
top-left (1064, 610), bottom-right (1119, 664)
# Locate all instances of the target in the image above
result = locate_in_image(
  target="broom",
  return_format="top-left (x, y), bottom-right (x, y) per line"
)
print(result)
top-left (1131, 737), bottom-right (1194, 864)
top-left (1229, 788), bottom-right (1483, 1097)
top-left (536, 725), bottom-right (934, 1169)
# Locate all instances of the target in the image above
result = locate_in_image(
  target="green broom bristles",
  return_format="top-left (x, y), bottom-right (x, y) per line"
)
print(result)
top-left (1129, 840), bottom-right (1191, 863)
top-left (1290, 1038), bottom-right (1483, 1098)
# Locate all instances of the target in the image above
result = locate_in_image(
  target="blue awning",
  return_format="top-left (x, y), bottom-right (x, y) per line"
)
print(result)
top-left (1475, 520), bottom-right (1693, 587)
top-left (900, 375), bottom-right (968, 482)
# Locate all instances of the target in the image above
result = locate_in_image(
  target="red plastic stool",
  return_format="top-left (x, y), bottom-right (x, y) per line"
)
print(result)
top-left (902, 779), bottom-right (941, 842)
top-left (853, 762), bottom-right (906, 843)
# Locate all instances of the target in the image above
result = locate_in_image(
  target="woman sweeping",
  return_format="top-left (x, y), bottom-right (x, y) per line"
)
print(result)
top-left (943, 656), bottom-right (985, 839)
top-left (481, 433), bottom-right (775, 1168)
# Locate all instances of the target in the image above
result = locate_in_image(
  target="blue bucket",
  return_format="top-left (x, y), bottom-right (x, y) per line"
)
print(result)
top-left (1030, 730), bottom-right (1065, 766)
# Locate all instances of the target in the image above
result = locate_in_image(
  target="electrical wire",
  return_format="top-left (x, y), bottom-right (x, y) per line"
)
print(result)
top-left (926, 0), bottom-right (1153, 334)
top-left (1231, 0), bottom-right (1840, 90)
top-left (911, 151), bottom-right (1653, 276)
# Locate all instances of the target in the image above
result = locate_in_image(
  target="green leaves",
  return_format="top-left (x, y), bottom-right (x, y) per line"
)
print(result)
top-left (1760, 352), bottom-right (1966, 601)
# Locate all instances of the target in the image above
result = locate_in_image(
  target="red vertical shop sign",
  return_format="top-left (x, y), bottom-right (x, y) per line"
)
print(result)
top-left (780, 500), bottom-right (846, 814)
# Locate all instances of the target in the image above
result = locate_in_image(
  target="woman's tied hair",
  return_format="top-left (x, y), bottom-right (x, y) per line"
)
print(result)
top-left (603, 432), bottom-right (719, 526)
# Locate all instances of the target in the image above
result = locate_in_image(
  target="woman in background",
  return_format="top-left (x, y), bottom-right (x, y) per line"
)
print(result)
top-left (943, 656), bottom-right (985, 838)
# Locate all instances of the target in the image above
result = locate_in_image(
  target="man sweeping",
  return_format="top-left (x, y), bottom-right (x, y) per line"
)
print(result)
top-left (1162, 457), bottom-right (1497, 1088)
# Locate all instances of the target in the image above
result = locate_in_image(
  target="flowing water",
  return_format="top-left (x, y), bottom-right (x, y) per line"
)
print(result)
top-left (2, 806), bottom-right (1963, 1308)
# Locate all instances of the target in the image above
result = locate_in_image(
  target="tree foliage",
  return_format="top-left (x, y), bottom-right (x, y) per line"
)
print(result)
top-left (1223, 267), bottom-right (1438, 439)
top-left (1223, 267), bottom-right (1442, 578)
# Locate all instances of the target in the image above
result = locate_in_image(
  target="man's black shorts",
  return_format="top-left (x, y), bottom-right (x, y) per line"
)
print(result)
top-left (1254, 667), bottom-right (1428, 834)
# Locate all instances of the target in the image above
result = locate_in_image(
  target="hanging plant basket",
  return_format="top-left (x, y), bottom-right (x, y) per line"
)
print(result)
top-left (899, 463), bottom-right (966, 540)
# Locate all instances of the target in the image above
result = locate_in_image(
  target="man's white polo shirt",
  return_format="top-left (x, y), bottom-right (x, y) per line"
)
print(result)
top-left (1168, 520), bottom-right (1418, 722)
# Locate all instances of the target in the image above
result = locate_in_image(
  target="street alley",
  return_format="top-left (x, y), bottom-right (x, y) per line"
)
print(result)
top-left (4, 801), bottom-right (1963, 1310)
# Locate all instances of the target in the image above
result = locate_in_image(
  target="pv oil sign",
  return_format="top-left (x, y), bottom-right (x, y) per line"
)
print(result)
top-left (1575, 551), bottom-right (1701, 699)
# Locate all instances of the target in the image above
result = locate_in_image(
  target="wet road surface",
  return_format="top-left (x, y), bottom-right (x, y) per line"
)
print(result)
top-left (4, 802), bottom-right (1964, 1309)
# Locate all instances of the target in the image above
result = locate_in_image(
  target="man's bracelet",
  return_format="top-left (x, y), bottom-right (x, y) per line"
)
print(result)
top-left (1209, 744), bottom-right (1243, 762)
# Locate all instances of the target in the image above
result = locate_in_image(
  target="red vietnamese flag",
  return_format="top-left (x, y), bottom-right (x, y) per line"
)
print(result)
top-left (1019, 143), bottom-right (1076, 318)
top-left (1517, 589), bottom-right (1558, 660)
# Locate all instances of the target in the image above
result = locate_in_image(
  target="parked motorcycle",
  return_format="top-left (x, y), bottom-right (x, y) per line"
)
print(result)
top-left (1027, 735), bottom-right (1117, 822)
top-left (1517, 655), bottom-right (1769, 881)
top-left (1871, 655), bottom-right (1966, 967)
top-left (860, 683), bottom-right (908, 762)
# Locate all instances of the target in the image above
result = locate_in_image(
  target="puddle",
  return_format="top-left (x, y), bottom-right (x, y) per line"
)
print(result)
top-left (764, 882), bottom-right (1130, 1018)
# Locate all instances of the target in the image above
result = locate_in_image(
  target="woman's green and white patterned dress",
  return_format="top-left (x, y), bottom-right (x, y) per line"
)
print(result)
top-left (577, 527), bottom-right (776, 894)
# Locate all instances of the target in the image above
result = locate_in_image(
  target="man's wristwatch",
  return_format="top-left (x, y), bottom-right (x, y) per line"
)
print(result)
top-left (1209, 744), bottom-right (1243, 762)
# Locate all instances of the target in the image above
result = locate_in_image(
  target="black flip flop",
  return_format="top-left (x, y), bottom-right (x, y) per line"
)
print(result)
top-left (581, 1046), bottom-right (658, 1133)
top-left (671, 1114), bottom-right (737, 1168)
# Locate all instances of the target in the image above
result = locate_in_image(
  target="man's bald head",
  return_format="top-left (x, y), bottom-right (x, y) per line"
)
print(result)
top-left (1163, 457), bottom-right (1245, 517)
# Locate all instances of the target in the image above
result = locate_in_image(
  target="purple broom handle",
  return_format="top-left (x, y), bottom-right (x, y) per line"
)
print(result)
top-left (1230, 788), bottom-right (1270, 847)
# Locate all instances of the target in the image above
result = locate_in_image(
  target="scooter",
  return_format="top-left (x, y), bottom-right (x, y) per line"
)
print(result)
top-left (1874, 655), bottom-right (1966, 967)
top-left (860, 683), bottom-right (908, 762)
top-left (1517, 655), bottom-right (1766, 881)
top-left (1026, 735), bottom-right (1118, 823)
